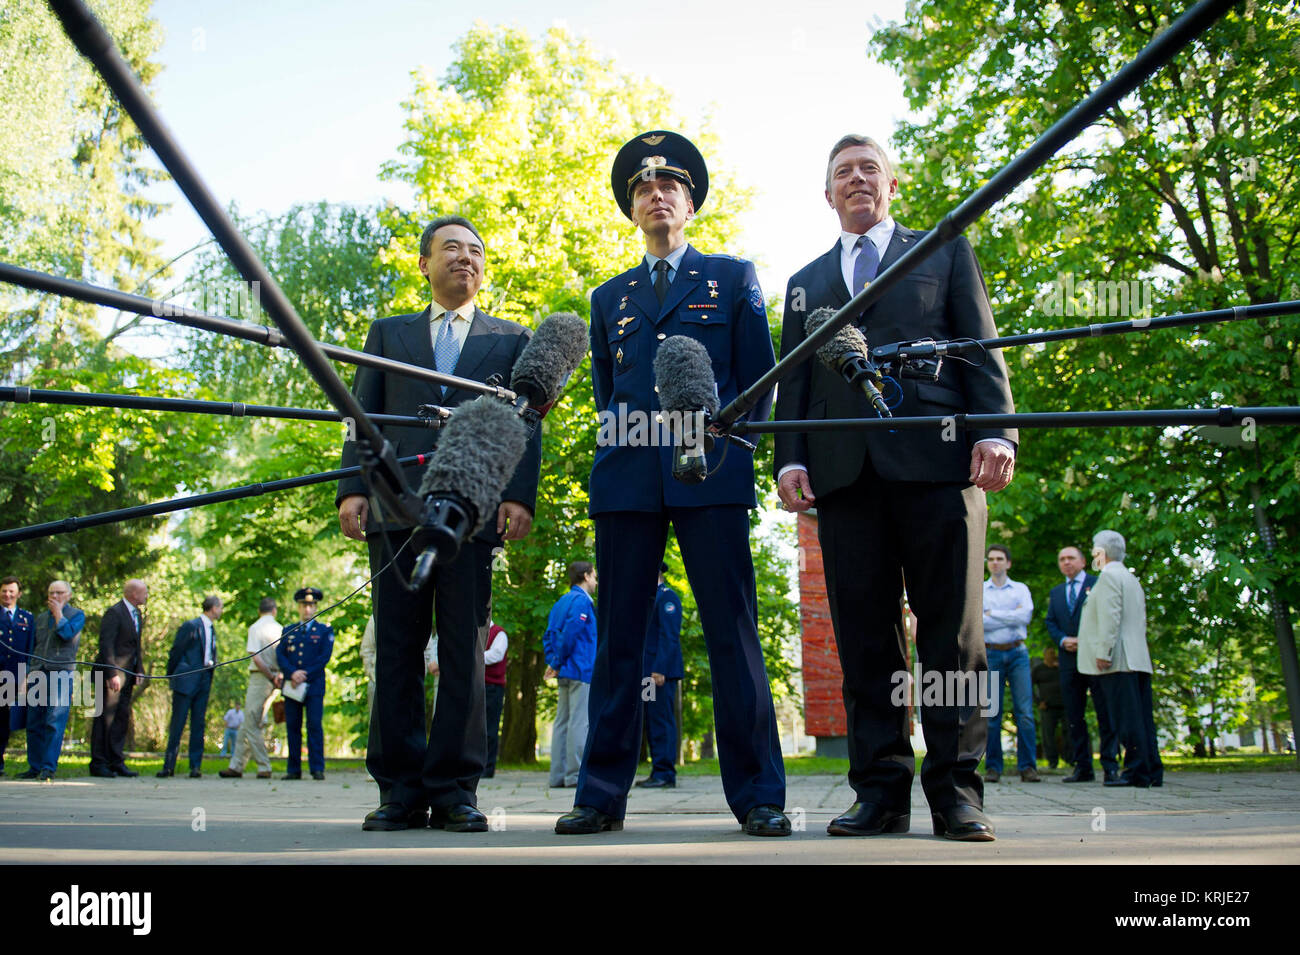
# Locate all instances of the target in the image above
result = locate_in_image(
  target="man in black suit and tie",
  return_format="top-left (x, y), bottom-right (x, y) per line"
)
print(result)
top-left (158, 595), bottom-right (221, 778)
top-left (337, 216), bottom-right (541, 833)
top-left (774, 134), bottom-right (1017, 841)
top-left (1045, 545), bottom-right (1118, 782)
top-left (90, 579), bottom-right (148, 777)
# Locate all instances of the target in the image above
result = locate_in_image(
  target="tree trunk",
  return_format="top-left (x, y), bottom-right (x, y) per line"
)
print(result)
top-left (501, 645), bottom-right (543, 763)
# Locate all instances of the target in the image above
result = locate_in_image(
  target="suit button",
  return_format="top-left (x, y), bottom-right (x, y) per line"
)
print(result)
top-left (657, 333), bottom-right (666, 340)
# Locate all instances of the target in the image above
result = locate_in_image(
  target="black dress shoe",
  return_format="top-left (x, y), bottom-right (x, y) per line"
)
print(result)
top-left (17, 769), bottom-right (40, 779)
top-left (555, 805), bottom-right (623, 834)
top-left (38, 770), bottom-right (54, 780)
top-left (155, 769), bottom-right (173, 778)
top-left (89, 766), bottom-right (116, 778)
top-left (362, 803), bottom-right (428, 831)
top-left (282, 772), bottom-right (302, 780)
top-left (429, 804), bottom-right (488, 832)
top-left (634, 777), bottom-right (676, 789)
top-left (311, 772), bottom-right (325, 780)
top-left (931, 804), bottom-right (996, 842)
top-left (218, 768), bottom-right (242, 778)
top-left (113, 766), bottom-right (139, 777)
top-left (1104, 770), bottom-right (1121, 784)
top-left (743, 805), bottom-right (792, 837)
top-left (188, 769), bottom-right (202, 778)
top-left (1062, 768), bottom-right (1096, 783)
top-left (827, 802), bottom-right (910, 836)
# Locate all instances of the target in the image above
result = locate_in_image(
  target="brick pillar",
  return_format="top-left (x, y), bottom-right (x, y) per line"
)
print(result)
top-left (798, 512), bottom-right (847, 754)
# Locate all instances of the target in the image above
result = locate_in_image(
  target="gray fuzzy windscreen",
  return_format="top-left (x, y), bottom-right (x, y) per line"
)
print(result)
top-left (510, 311), bottom-right (589, 406)
top-left (416, 396), bottom-right (529, 536)
top-left (806, 306), bottom-right (869, 367)
top-left (653, 335), bottom-right (719, 414)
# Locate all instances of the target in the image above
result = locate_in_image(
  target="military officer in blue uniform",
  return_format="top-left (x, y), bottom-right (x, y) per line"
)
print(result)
top-left (276, 587), bottom-right (334, 780)
top-left (636, 563), bottom-right (683, 789)
top-left (556, 131), bottom-right (788, 837)
top-left (0, 577), bottom-right (35, 774)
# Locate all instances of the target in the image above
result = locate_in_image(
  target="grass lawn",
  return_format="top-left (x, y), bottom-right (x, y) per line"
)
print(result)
top-left (8, 750), bottom-right (1294, 779)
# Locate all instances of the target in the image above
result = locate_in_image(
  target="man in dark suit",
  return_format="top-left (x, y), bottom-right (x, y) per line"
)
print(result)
top-left (1045, 545), bottom-right (1117, 782)
top-left (555, 131), bottom-right (787, 837)
top-left (158, 595), bottom-right (221, 778)
top-left (89, 579), bottom-right (147, 777)
top-left (337, 215), bottom-right (541, 833)
top-left (774, 134), bottom-right (1017, 841)
top-left (636, 563), bottom-right (683, 789)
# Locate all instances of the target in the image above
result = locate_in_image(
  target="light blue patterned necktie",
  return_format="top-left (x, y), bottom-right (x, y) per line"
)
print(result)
top-left (434, 310), bottom-right (460, 375)
top-left (1067, 579), bottom-right (1078, 612)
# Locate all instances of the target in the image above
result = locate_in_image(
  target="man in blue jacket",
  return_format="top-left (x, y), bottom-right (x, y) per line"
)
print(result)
top-left (637, 563), bottom-right (683, 789)
top-left (544, 562), bottom-right (597, 789)
top-left (277, 587), bottom-right (335, 780)
top-left (158, 595), bottom-right (222, 778)
top-left (0, 576), bottom-right (35, 775)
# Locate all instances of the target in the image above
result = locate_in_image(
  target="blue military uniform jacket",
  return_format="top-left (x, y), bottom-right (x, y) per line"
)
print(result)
top-left (0, 607), bottom-right (34, 676)
top-left (276, 618), bottom-right (335, 698)
top-left (643, 584), bottom-right (683, 680)
top-left (589, 245), bottom-right (776, 514)
top-left (543, 587), bottom-right (596, 683)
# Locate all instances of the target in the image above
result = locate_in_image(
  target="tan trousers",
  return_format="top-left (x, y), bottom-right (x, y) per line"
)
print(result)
top-left (229, 672), bottom-right (275, 773)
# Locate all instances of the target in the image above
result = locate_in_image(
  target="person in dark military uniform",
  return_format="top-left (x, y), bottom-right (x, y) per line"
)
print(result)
top-left (555, 131), bottom-right (788, 837)
top-left (0, 576), bottom-right (35, 775)
top-left (276, 587), bottom-right (334, 780)
top-left (636, 563), bottom-right (683, 789)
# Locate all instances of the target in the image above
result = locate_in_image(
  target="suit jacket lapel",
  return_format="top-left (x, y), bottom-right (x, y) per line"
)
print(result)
top-left (658, 246), bottom-right (703, 323)
top-left (446, 309), bottom-right (501, 403)
top-left (623, 261), bottom-right (660, 323)
top-left (817, 240), bottom-right (850, 308)
top-left (399, 306), bottom-right (436, 371)
top-left (879, 225), bottom-right (914, 273)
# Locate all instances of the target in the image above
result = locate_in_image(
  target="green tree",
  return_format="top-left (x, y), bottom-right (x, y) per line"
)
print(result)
top-left (873, 0), bottom-right (1299, 748)
top-left (381, 23), bottom-right (799, 762)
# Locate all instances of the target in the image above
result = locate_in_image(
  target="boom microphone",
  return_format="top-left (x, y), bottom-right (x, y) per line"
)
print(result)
top-left (806, 308), bottom-right (892, 418)
top-left (409, 396), bottom-right (529, 588)
top-left (509, 311), bottom-right (589, 419)
top-left (654, 336), bottom-right (719, 485)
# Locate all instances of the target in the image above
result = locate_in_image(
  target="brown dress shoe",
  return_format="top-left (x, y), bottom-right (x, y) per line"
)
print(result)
top-left (218, 768), bottom-right (242, 778)
top-left (1020, 767), bottom-right (1042, 782)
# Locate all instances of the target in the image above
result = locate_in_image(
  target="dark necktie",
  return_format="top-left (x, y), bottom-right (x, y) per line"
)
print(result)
top-left (653, 259), bottom-right (670, 305)
top-left (132, 607), bottom-right (141, 634)
top-left (1066, 579), bottom-right (1078, 612)
top-left (852, 234), bottom-right (880, 293)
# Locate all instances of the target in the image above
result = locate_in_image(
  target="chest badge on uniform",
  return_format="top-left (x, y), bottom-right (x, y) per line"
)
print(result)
top-left (628, 280), bottom-right (638, 287)
top-left (616, 347), bottom-right (624, 364)
top-left (617, 316), bottom-right (635, 327)
top-left (688, 270), bottom-right (699, 276)
top-left (706, 279), bottom-right (719, 299)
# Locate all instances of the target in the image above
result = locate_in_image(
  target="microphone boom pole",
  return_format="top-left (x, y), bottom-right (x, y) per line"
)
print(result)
top-left (0, 261), bottom-right (512, 400)
top-left (712, 0), bottom-right (1239, 430)
top-left (872, 300), bottom-right (1300, 367)
top-left (47, 0), bottom-right (420, 526)
top-left (732, 405), bottom-right (1300, 435)
top-left (0, 386), bottom-right (447, 429)
top-left (0, 454), bottom-right (431, 546)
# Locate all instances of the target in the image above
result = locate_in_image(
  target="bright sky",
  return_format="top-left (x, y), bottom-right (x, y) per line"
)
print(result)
top-left (145, 0), bottom-right (913, 306)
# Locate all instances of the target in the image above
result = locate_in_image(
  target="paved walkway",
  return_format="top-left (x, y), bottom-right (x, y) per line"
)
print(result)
top-left (2, 770), bottom-right (1297, 863)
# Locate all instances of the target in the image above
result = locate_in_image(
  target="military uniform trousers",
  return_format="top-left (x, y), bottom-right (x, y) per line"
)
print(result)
top-left (576, 506), bottom-right (785, 822)
top-left (284, 686), bottom-right (325, 776)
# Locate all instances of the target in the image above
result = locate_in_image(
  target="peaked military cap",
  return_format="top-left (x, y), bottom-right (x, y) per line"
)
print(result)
top-left (611, 130), bottom-right (709, 220)
top-left (294, 587), bottom-right (323, 603)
